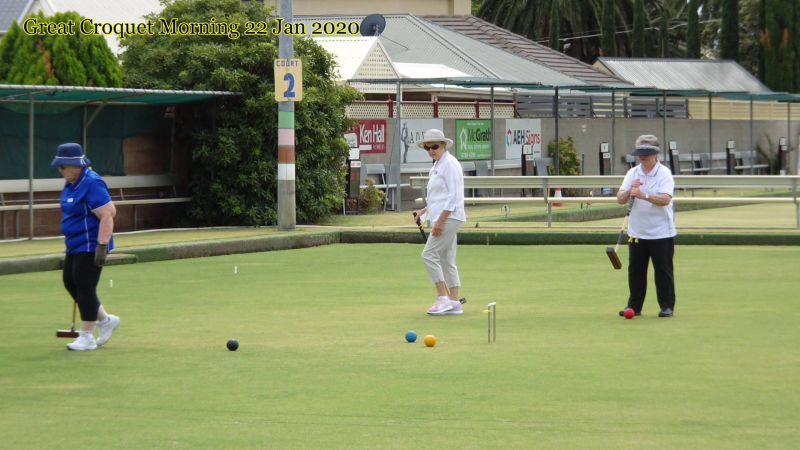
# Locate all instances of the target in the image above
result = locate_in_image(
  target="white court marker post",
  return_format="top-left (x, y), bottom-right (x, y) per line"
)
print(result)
top-left (487, 302), bottom-right (496, 343)
top-left (109, 279), bottom-right (113, 288)
top-left (234, 266), bottom-right (238, 275)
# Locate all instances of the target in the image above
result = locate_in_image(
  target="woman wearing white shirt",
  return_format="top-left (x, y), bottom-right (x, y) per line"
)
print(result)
top-left (413, 129), bottom-right (467, 315)
top-left (616, 134), bottom-right (677, 317)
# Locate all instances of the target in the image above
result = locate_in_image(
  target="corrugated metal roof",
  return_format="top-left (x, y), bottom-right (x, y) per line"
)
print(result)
top-left (596, 58), bottom-right (772, 93)
top-left (421, 15), bottom-right (630, 87)
top-left (393, 63), bottom-right (470, 79)
top-left (0, 0), bottom-right (30, 33)
top-left (295, 14), bottom-right (586, 87)
top-left (0, 84), bottom-right (238, 104)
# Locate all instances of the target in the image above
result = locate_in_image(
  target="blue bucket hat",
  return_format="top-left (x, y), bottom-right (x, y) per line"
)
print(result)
top-left (51, 143), bottom-right (91, 167)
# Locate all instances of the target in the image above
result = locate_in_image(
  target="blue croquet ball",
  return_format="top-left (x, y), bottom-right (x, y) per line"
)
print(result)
top-left (405, 330), bottom-right (417, 343)
top-left (227, 339), bottom-right (239, 351)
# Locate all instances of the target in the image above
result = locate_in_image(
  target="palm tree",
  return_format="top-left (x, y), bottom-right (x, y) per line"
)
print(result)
top-left (477, 0), bottom-right (633, 61)
top-left (549, 0), bottom-right (561, 50)
top-left (632, 0), bottom-right (646, 57)
top-left (686, 0), bottom-right (701, 58)
top-left (601, 0), bottom-right (617, 56)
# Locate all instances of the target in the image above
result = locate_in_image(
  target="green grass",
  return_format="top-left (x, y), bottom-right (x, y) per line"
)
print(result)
top-left (1, 244), bottom-right (799, 448)
top-left (3, 200), bottom-right (800, 259)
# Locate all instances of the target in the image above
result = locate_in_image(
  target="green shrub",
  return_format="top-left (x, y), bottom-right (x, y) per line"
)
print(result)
top-left (358, 179), bottom-right (385, 213)
top-left (122, 0), bottom-right (361, 225)
top-left (547, 136), bottom-right (582, 195)
top-left (547, 136), bottom-right (581, 176)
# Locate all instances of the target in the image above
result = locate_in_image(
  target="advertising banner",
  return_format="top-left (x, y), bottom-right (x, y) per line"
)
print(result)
top-left (344, 119), bottom-right (387, 154)
top-left (455, 120), bottom-right (491, 160)
top-left (505, 119), bottom-right (542, 160)
top-left (399, 119), bottom-right (445, 163)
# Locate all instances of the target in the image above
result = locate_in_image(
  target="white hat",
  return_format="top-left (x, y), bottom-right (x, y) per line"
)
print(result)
top-left (415, 129), bottom-right (454, 149)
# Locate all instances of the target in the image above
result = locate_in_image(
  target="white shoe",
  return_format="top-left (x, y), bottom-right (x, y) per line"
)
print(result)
top-left (443, 300), bottom-right (463, 315)
top-left (96, 315), bottom-right (120, 346)
top-left (67, 333), bottom-right (97, 351)
top-left (427, 297), bottom-right (454, 315)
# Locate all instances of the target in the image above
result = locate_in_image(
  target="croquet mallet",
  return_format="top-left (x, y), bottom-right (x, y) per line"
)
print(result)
top-left (56, 302), bottom-right (79, 338)
top-left (606, 196), bottom-right (635, 270)
top-left (412, 212), bottom-right (427, 241)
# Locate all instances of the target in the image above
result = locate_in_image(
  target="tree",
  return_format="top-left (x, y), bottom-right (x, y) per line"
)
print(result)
top-left (472, 0), bottom-right (484, 16)
top-left (549, 0), bottom-right (560, 50)
top-left (758, 0), bottom-right (800, 91)
top-left (0, 11), bottom-right (121, 86)
top-left (686, 0), bottom-right (701, 58)
top-left (721, 0), bottom-right (740, 60)
top-left (600, 0), bottom-right (617, 56)
top-left (121, 0), bottom-right (360, 226)
top-left (631, 0), bottom-right (646, 57)
top-left (659, 5), bottom-right (669, 57)
top-left (476, 0), bottom-right (628, 62)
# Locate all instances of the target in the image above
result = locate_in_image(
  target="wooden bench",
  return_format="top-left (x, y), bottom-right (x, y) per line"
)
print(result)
top-left (0, 174), bottom-right (191, 239)
top-left (358, 164), bottom-right (410, 211)
top-left (733, 150), bottom-right (769, 174)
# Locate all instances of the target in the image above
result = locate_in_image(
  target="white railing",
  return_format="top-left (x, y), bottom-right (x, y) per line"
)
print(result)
top-left (410, 175), bottom-right (800, 228)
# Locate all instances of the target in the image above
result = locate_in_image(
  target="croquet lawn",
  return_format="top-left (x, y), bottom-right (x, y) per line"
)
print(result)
top-left (1, 243), bottom-right (798, 448)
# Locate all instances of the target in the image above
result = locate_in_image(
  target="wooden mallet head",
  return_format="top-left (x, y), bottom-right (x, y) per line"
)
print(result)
top-left (57, 302), bottom-right (79, 338)
top-left (606, 247), bottom-right (622, 270)
top-left (56, 328), bottom-right (79, 338)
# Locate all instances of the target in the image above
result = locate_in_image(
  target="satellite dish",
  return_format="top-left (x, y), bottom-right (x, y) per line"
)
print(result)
top-left (360, 14), bottom-right (386, 37)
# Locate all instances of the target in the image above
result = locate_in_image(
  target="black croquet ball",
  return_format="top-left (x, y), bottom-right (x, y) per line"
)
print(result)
top-left (227, 339), bottom-right (239, 351)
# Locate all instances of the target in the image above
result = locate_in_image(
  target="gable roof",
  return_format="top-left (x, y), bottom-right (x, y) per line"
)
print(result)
top-left (312, 36), bottom-right (399, 93)
top-left (595, 58), bottom-right (772, 93)
top-left (0, 0), bottom-right (31, 33)
top-left (421, 15), bottom-right (630, 87)
top-left (296, 14), bottom-right (587, 88)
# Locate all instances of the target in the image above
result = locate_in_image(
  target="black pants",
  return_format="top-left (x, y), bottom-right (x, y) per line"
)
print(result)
top-left (63, 252), bottom-right (102, 321)
top-left (627, 237), bottom-right (675, 313)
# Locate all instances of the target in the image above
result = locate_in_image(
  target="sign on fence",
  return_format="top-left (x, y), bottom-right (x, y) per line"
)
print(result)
top-left (456, 120), bottom-right (491, 160)
top-left (344, 120), bottom-right (387, 154)
top-left (505, 119), bottom-right (541, 160)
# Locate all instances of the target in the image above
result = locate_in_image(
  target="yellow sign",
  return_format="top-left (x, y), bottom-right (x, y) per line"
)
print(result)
top-left (274, 58), bottom-right (303, 102)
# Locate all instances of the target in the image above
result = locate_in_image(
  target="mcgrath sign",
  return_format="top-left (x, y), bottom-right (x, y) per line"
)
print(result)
top-left (505, 119), bottom-right (541, 159)
top-left (344, 120), bottom-right (386, 153)
top-left (456, 120), bottom-right (491, 160)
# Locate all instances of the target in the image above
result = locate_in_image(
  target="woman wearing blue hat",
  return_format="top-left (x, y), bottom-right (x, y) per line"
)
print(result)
top-left (616, 135), bottom-right (677, 318)
top-left (52, 143), bottom-right (120, 351)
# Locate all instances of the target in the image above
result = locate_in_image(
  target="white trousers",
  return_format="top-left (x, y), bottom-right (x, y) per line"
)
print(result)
top-left (421, 218), bottom-right (462, 286)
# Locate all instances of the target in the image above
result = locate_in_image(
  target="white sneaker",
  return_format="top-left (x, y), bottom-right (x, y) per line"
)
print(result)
top-left (443, 300), bottom-right (463, 315)
top-left (427, 297), bottom-right (454, 315)
top-left (67, 333), bottom-right (97, 351)
top-left (96, 315), bottom-right (120, 346)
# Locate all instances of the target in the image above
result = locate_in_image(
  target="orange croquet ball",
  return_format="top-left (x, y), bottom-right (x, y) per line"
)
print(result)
top-left (424, 335), bottom-right (436, 347)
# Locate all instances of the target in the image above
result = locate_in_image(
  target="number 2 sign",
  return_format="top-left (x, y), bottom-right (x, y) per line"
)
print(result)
top-left (274, 58), bottom-right (303, 102)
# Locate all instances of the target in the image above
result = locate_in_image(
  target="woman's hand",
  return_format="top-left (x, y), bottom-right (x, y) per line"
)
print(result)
top-left (431, 220), bottom-right (444, 237)
top-left (414, 208), bottom-right (426, 225)
top-left (630, 179), bottom-right (645, 199)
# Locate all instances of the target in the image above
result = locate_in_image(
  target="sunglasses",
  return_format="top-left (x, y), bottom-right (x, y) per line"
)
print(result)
top-left (424, 144), bottom-right (441, 151)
